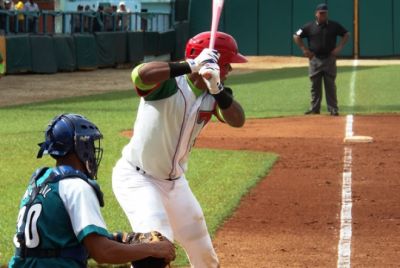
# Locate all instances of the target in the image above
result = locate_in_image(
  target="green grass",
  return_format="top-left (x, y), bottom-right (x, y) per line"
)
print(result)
top-left (229, 65), bottom-right (400, 117)
top-left (1, 64), bottom-right (400, 266)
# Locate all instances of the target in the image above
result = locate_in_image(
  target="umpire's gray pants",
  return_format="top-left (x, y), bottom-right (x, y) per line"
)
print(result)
top-left (308, 55), bottom-right (338, 112)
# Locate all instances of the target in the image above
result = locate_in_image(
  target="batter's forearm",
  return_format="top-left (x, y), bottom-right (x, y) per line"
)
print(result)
top-left (220, 100), bottom-right (245, 128)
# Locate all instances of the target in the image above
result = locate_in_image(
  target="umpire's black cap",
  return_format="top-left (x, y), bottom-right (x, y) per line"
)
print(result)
top-left (316, 3), bottom-right (328, 12)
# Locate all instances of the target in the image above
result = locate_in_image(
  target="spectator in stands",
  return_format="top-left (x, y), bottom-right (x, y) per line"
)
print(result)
top-left (24, 0), bottom-right (39, 33)
top-left (3, 0), bottom-right (13, 32)
top-left (4, 0), bottom-right (10, 9)
top-left (72, 5), bottom-right (83, 33)
top-left (83, 5), bottom-right (91, 32)
top-left (103, 6), bottom-right (114, 31)
top-left (117, 1), bottom-right (128, 31)
top-left (93, 5), bottom-right (104, 32)
top-left (13, 0), bottom-right (24, 32)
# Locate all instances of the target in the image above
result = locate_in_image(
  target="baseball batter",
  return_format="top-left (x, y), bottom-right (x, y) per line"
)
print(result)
top-left (112, 31), bottom-right (247, 267)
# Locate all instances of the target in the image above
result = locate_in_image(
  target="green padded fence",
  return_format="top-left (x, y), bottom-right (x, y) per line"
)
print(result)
top-left (259, 0), bottom-right (292, 56)
top-left (5, 35), bottom-right (32, 74)
top-left (189, 0), bottom-right (364, 57)
top-left (188, 0), bottom-right (211, 36)
top-left (30, 35), bottom-right (57, 74)
top-left (74, 34), bottom-right (98, 70)
top-left (172, 21), bottom-right (190, 61)
top-left (359, 0), bottom-right (394, 57)
top-left (175, 0), bottom-right (190, 22)
top-left (114, 32), bottom-right (128, 64)
top-left (53, 34), bottom-right (76, 72)
top-left (393, 0), bottom-right (400, 55)
top-left (159, 30), bottom-right (175, 55)
top-left (326, 0), bottom-right (353, 57)
top-left (144, 31), bottom-right (160, 56)
top-left (292, 0), bottom-right (324, 56)
top-left (223, 0), bottom-right (258, 55)
top-left (95, 32), bottom-right (117, 68)
top-left (127, 31), bottom-right (144, 64)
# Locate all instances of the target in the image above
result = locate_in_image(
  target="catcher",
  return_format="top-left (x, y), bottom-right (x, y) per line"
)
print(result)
top-left (8, 113), bottom-right (175, 268)
top-left (112, 31), bottom-right (247, 267)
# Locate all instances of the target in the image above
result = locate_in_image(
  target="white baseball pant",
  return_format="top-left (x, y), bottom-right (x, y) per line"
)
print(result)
top-left (112, 158), bottom-right (219, 268)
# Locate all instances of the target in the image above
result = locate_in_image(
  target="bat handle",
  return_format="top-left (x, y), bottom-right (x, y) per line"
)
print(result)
top-left (209, 28), bottom-right (217, 50)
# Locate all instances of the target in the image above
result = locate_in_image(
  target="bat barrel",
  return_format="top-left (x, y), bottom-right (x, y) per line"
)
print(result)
top-left (209, 0), bottom-right (224, 49)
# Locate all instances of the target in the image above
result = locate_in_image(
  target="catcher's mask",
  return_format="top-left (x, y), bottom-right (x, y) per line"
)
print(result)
top-left (37, 113), bottom-right (103, 179)
top-left (185, 31), bottom-right (247, 78)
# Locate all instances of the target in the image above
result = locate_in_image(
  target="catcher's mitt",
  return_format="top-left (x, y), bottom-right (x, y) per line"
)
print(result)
top-left (113, 231), bottom-right (170, 268)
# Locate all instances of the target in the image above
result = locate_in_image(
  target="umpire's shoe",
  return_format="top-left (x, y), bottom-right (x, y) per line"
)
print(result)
top-left (330, 110), bottom-right (339, 116)
top-left (304, 109), bottom-right (320, 115)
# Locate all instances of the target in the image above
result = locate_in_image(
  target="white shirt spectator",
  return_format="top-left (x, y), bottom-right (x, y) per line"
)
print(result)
top-left (24, 0), bottom-right (39, 12)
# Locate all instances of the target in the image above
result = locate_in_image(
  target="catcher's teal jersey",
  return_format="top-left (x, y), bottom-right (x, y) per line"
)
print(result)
top-left (9, 167), bottom-right (109, 268)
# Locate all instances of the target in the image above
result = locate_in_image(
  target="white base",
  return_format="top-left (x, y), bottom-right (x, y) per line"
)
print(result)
top-left (343, 135), bottom-right (373, 143)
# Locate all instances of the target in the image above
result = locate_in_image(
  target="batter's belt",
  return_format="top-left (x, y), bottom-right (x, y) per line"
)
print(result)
top-left (135, 166), bottom-right (181, 181)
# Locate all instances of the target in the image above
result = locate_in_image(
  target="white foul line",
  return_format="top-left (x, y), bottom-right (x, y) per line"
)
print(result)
top-left (337, 118), bottom-right (354, 266)
top-left (337, 58), bottom-right (358, 267)
top-left (349, 60), bottom-right (359, 108)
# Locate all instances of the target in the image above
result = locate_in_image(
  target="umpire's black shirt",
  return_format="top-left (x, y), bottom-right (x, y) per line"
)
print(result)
top-left (295, 20), bottom-right (348, 58)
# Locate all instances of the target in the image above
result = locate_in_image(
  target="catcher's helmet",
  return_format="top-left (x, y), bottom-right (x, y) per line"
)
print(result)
top-left (37, 114), bottom-right (103, 179)
top-left (185, 31), bottom-right (247, 77)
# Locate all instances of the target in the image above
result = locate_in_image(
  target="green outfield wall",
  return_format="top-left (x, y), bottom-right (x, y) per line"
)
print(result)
top-left (3, 22), bottom-right (189, 74)
top-left (189, 0), bottom-right (399, 57)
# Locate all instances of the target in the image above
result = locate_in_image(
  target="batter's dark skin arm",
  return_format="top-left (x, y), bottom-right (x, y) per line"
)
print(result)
top-left (137, 61), bottom-right (245, 128)
top-left (138, 62), bottom-right (171, 85)
top-left (190, 72), bottom-right (245, 128)
top-left (220, 102), bottom-right (245, 128)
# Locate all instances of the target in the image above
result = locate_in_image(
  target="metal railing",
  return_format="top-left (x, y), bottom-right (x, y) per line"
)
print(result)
top-left (0, 10), bottom-right (172, 34)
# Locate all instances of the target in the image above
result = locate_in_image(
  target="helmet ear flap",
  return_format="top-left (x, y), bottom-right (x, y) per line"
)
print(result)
top-left (37, 114), bottom-right (70, 159)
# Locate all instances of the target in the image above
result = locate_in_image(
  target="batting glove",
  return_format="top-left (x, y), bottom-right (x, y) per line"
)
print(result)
top-left (199, 63), bottom-right (224, 95)
top-left (186, 48), bottom-right (220, 73)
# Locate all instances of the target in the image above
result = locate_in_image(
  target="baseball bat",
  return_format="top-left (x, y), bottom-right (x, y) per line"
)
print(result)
top-left (209, 0), bottom-right (224, 50)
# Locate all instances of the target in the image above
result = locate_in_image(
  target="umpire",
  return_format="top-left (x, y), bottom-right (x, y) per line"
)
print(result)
top-left (294, 3), bottom-right (350, 116)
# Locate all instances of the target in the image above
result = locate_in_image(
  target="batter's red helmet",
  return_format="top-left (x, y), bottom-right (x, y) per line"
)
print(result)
top-left (185, 31), bottom-right (247, 76)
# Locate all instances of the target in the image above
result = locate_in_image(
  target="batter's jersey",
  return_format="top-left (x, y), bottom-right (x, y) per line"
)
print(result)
top-left (121, 72), bottom-right (224, 180)
top-left (9, 168), bottom-right (109, 268)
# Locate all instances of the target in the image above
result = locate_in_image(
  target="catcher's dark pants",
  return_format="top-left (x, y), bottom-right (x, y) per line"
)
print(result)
top-left (308, 55), bottom-right (338, 113)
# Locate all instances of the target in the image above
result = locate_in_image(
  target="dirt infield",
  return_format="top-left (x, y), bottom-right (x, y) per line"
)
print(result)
top-left (1, 56), bottom-right (399, 267)
top-left (196, 115), bottom-right (400, 267)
